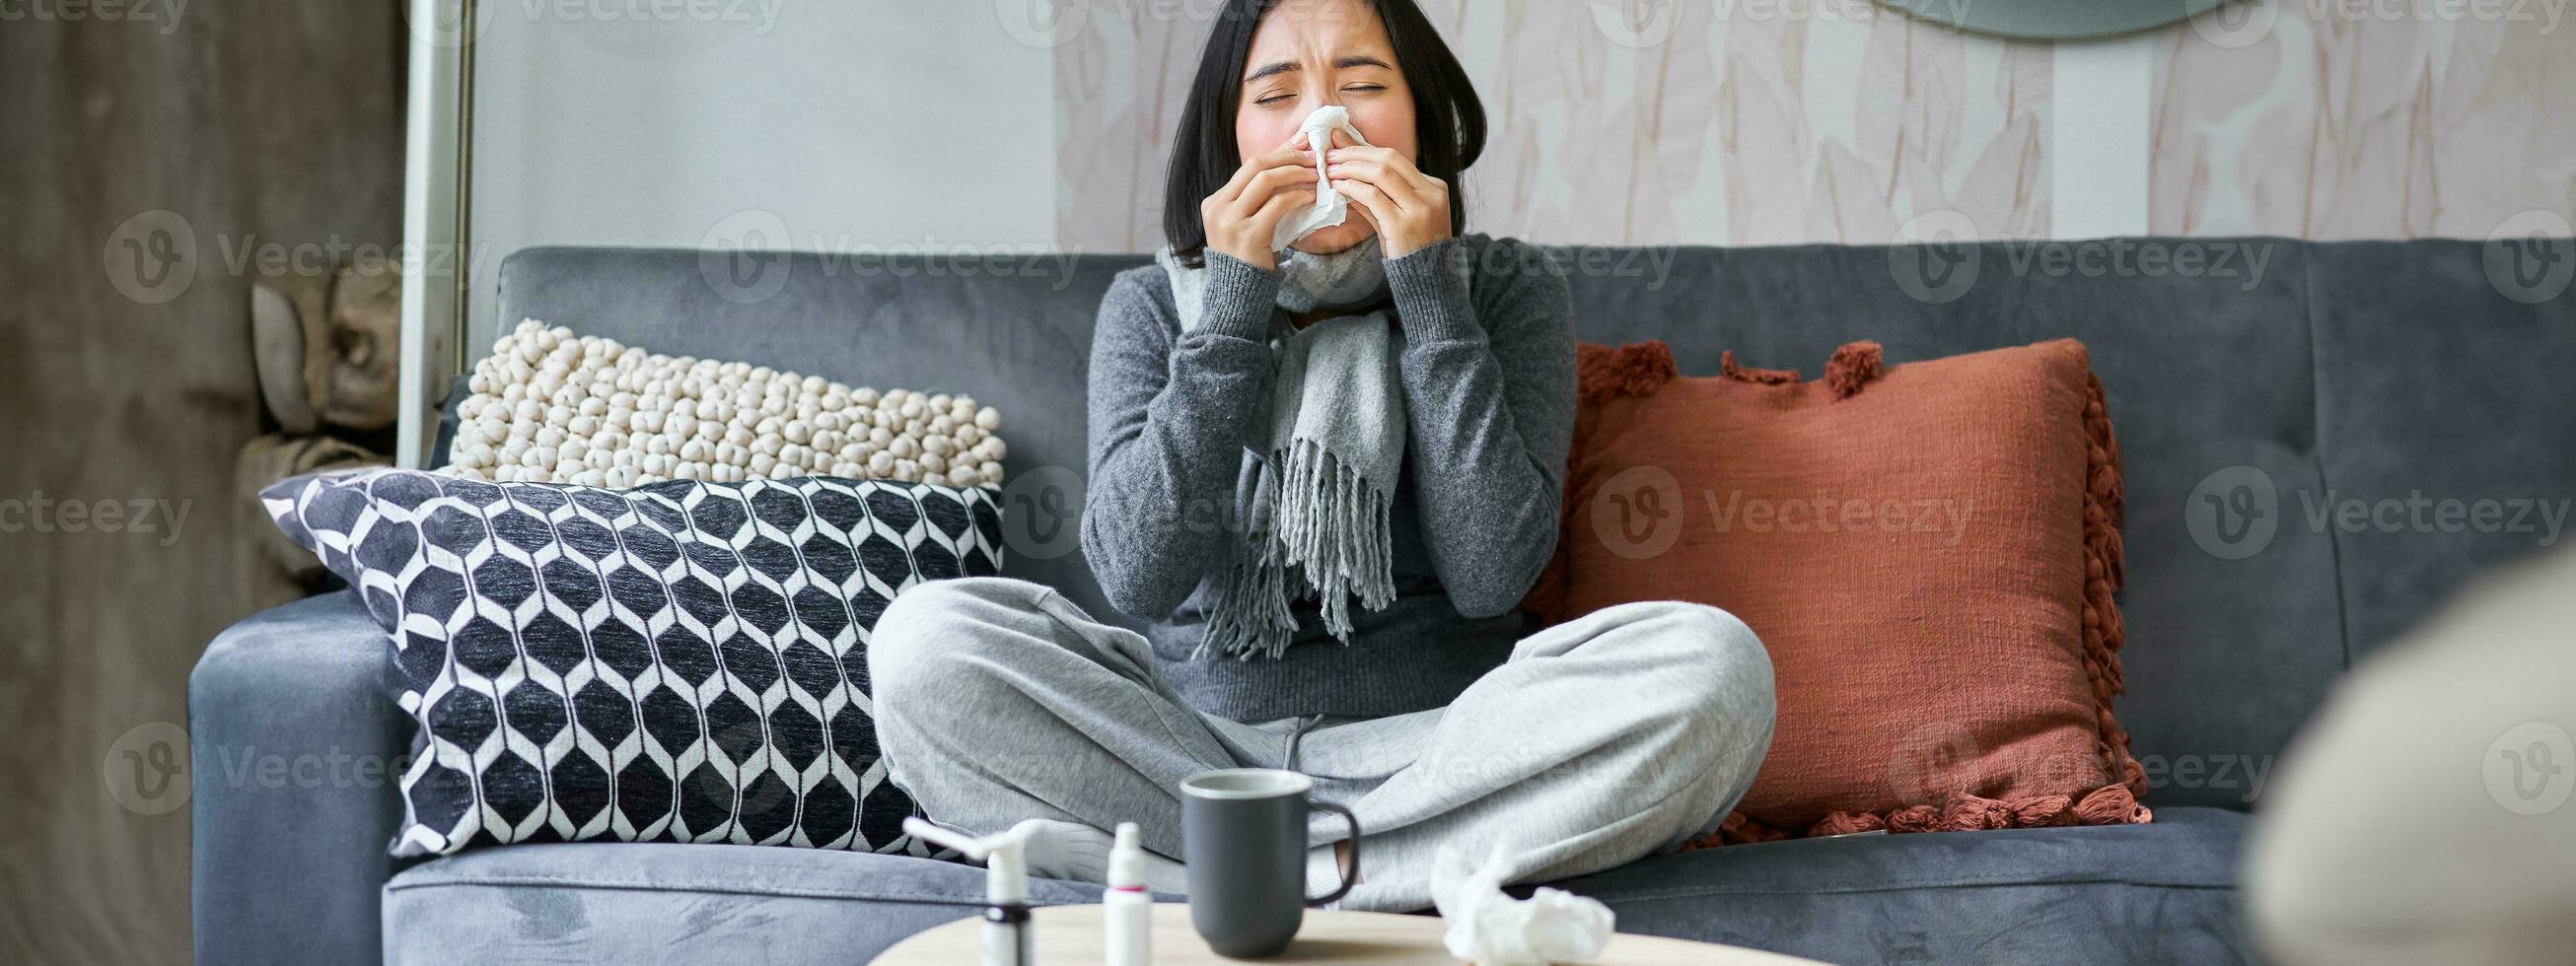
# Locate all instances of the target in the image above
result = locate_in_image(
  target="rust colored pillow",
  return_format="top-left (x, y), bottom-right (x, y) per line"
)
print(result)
top-left (1526, 338), bottom-right (2148, 844)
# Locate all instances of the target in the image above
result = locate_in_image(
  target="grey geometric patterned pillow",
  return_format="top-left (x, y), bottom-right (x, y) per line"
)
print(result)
top-left (260, 468), bottom-right (1002, 858)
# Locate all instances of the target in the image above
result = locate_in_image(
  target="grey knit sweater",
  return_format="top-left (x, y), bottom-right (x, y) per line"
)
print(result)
top-left (1082, 235), bottom-right (1576, 722)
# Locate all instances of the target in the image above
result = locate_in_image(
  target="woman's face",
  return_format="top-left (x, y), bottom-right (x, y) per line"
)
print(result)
top-left (1234, 0), bottom-right (1418, 254)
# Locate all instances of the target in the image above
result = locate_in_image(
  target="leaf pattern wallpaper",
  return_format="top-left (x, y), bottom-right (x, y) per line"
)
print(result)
top-left (1044, 0), bottom-right (2574, 250)
top-left (2151, 7), bottom-right (2576, 239)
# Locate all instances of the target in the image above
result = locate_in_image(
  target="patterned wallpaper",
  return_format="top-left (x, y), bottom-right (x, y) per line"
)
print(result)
top-left (2152, 7), bottom-right (2576, 239)
top-left (1046, 0), bottom-right (2575, 250)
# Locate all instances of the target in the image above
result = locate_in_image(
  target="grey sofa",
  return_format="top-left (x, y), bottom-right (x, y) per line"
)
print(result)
top-left (193, 238), bottom-right (2576, 964)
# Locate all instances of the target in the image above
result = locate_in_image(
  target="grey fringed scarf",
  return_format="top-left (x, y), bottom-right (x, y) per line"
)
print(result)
top-left (1156, 239), bottom-right (1404, 660)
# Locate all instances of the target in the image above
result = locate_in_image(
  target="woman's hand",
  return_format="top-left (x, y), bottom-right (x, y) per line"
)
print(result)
top-left (1324, 129), bottom-right (1452, 258)
top-left (1202, 131), bottom-right (1320, 271)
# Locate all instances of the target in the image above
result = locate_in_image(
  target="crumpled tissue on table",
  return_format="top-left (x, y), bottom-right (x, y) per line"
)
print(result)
top-left (1431, 841), bottom-right (1616, 966)
top-left (1269, 104), bottom-right (1373, 251)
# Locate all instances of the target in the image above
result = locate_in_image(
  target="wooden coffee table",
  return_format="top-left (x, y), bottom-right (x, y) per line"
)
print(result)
top-left (869, 902), bottom-right (1826, 964)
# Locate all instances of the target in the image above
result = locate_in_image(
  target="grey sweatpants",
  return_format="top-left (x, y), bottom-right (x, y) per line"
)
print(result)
top-left (869, 577), bottom-right (1775, 912)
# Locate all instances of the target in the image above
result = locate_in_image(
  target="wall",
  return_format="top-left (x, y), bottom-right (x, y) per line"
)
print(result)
top-left (468, 2), bottom-right (2576, 353)
top-left (0, 1), bottom-right (407, 961)
top-left (465, 0), bottom-right (1059, 349)
top-left (2152, 8), bottom-right (2576, 238)
top-left (1053, 0), bottom-right (2576, 249)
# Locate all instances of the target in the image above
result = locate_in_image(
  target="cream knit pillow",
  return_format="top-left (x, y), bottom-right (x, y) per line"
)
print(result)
top-left (441, 320), bottom-right (1006, 489)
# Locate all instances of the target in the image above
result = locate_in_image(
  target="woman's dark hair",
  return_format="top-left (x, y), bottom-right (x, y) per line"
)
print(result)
top-left (1163, 0), bottom-right (1485, 263)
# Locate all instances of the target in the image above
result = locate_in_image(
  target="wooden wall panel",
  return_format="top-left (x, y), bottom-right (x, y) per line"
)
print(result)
top-left (0, 2), bottom-right (404, 960)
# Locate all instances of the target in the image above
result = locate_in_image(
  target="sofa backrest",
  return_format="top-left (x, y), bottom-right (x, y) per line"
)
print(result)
top-left (493, 238), bottom-right (2576, 810)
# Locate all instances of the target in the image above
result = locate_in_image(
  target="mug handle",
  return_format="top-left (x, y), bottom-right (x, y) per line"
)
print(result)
top-left (1305, 801), bottom-right (1361, 906)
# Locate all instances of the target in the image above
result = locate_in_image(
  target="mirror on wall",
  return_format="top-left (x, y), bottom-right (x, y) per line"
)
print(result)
top-left (1875, 0), bottom-right (2232, 38)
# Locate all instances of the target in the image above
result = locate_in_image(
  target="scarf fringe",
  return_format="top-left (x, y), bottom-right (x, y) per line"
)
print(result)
top-left (1198, 439), bottom-right (1396, 660)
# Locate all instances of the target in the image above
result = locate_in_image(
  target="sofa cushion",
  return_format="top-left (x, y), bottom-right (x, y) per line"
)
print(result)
top-left (1549, 806), bottom-right (2254, 964)
top-left (442, 320), bottom-right (1010, 489)
top-left (261, 468), bottom-right (1004, 857)
top-left (381, 842), bottom-right (1127, 964)
top-left (381, 808), bottom-right (2250, 965)
top-left (1530, 339), bottom-right (2145, 841)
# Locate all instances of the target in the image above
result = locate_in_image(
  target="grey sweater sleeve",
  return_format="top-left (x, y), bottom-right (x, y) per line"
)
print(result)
top-left (1383, 237), bottom-right (1577, 617)
top-left (1082, 251), bottom-right (1282, 619)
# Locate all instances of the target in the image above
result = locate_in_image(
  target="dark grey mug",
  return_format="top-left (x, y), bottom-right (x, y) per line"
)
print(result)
top-left (1180, 768), bottom-right (1360, 958)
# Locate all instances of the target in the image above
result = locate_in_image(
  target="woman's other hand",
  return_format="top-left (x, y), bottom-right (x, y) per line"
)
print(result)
top-left (1202, 131), bottom-right (1320, 271)
top-left (1324, 128), bottom-right (1451, 258)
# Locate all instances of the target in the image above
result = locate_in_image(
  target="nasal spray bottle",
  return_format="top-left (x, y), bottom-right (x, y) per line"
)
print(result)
top-left (901, 817), bottom-right (1035, 966)
top-left (1103, 822), bottom-right (1152, 966)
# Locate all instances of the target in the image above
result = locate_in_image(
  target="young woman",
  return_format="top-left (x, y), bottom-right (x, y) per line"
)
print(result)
top-left (871, 0), bottom-right (1774, 912)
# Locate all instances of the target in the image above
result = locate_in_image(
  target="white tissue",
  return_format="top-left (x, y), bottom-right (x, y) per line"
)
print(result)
top-left (1431, 842), bottom-right (1616, 966)
top-left (1269, 104), bottom-right (1374, 251)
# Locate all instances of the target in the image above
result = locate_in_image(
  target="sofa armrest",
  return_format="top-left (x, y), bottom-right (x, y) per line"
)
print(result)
top-left (189, 590), bottom-right (407, 966)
